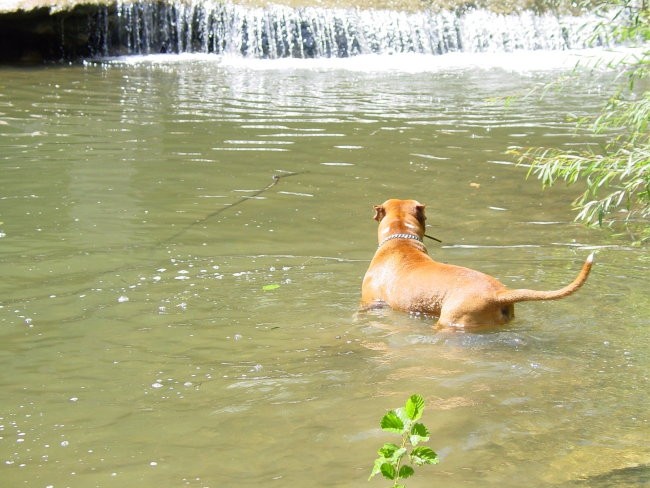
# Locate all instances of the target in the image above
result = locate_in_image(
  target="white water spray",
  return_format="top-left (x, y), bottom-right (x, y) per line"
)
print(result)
top-left (104, 2), bottom-right (614, 58)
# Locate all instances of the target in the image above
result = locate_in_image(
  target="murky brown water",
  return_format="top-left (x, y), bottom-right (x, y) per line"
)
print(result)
top-left (1, 53), bottom-right (648, 487)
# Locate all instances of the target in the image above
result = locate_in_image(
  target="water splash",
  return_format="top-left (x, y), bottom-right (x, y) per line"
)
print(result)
top-left (102, 2), bottom-right (613, 58)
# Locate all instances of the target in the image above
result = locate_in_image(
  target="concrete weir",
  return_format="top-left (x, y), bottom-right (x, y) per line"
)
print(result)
top-left (0, 0), bottom-right (615, 63)
top-left (0, 2), bottom-right (108, 62)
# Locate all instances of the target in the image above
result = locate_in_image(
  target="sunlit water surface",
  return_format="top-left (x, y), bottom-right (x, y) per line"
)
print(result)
top-left (1, 51), bottom-right (648, 487)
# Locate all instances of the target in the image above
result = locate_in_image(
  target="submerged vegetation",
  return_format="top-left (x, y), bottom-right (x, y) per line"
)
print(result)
top-left (516, 0), bottom-right (650, 242)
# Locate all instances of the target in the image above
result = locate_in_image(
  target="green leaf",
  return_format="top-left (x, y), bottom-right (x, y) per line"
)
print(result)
top-left (378, 444), bottom-right (407, 463)
top-left (391, 447), bottom-right (407, 463)
top-left (409, 422), bottom-right (430, 446)
top-left (369, 458), bottom-right (384, 480)
top-left (380, 462), bottom-right (396, 480)
top-left (411, 422), bottom-right (429, 437)
top-left (380, 410), bottom-right (404, 433)
top-left (405, 394), bottom-right (424, 421)
top-left (398, 465), bottom-right (415, 479)
top-left (411, 446), bottom-right (439, 466)
top-left (262, 284), bottom-right (280, 291)
top-left (377, 443), bottom-right (400, 458)
top-left (395, 407), bottom-right (411, 428)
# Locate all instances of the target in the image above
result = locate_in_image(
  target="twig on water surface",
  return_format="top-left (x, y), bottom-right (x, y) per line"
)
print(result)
top-left (159, 171), bottom-right (302, 245)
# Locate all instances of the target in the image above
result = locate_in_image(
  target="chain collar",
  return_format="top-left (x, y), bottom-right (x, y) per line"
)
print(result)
top-left (378, 233), bottom-right (425, 249)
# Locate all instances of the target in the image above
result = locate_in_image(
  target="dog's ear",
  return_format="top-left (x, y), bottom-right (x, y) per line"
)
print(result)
top-left (373, 205), bottom-right (386, 222)
top-left (415, 204), bottom-right (426, 224)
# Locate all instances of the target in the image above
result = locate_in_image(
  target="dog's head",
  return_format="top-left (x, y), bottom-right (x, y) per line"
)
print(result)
top-left (372, 199), bottom-right (427, 237)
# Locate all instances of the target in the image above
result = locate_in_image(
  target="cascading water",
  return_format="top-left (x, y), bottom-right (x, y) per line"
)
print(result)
top-left (98, 1), bottom-right (613, 58)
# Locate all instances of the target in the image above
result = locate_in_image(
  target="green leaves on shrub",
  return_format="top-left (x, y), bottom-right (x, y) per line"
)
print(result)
top-left (411, 446), bottom-right (438, 466)
top-left (404, 394), bottom-right (424, 421)
top-left (380, 411), bottom-right (404, 433)
top-left (369, 394), bottom-right (439, 487)
top-left (513, 0), bottom-right (650, 242)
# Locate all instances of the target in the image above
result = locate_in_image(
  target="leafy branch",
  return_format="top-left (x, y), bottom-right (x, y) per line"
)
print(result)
top-left (369, 394), bottom-right (439, 487)
top-left (513, 0), bottom-right (650, 242)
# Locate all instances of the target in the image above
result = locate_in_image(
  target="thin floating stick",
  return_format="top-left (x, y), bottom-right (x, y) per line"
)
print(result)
top-left (160, 171), bottom-right (302, 245)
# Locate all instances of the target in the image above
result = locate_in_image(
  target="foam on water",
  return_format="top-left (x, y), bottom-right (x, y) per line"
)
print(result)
top-left (102, 46), bottom-right (646, 73)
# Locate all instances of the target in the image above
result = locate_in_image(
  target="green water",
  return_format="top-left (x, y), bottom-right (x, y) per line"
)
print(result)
top-left (1, 55), bottom-right (648, 487)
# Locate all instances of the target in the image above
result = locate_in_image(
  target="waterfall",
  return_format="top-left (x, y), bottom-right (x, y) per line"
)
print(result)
top-left (100, 1), bottom-right (613, 58)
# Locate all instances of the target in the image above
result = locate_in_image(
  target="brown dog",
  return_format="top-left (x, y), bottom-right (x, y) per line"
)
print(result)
top-left (361, 199), bottom-right (594, 329)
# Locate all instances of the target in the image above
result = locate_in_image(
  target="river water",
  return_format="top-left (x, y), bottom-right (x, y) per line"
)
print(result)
top-left (1, 51), bottom-right (648, 487)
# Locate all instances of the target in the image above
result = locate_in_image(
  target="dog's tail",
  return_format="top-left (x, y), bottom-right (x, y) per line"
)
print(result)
top-left (495, 253), bottom-right (594, 304)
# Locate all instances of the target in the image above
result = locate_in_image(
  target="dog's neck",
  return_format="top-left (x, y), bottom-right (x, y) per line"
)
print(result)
top-left (378, 217), bottom-right (421, 237)
top-left (378, 232), bottom-right (425, 249)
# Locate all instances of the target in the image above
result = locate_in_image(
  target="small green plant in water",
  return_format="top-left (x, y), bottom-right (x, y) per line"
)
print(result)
top-left (369, 394), bottom-right (439, 487)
